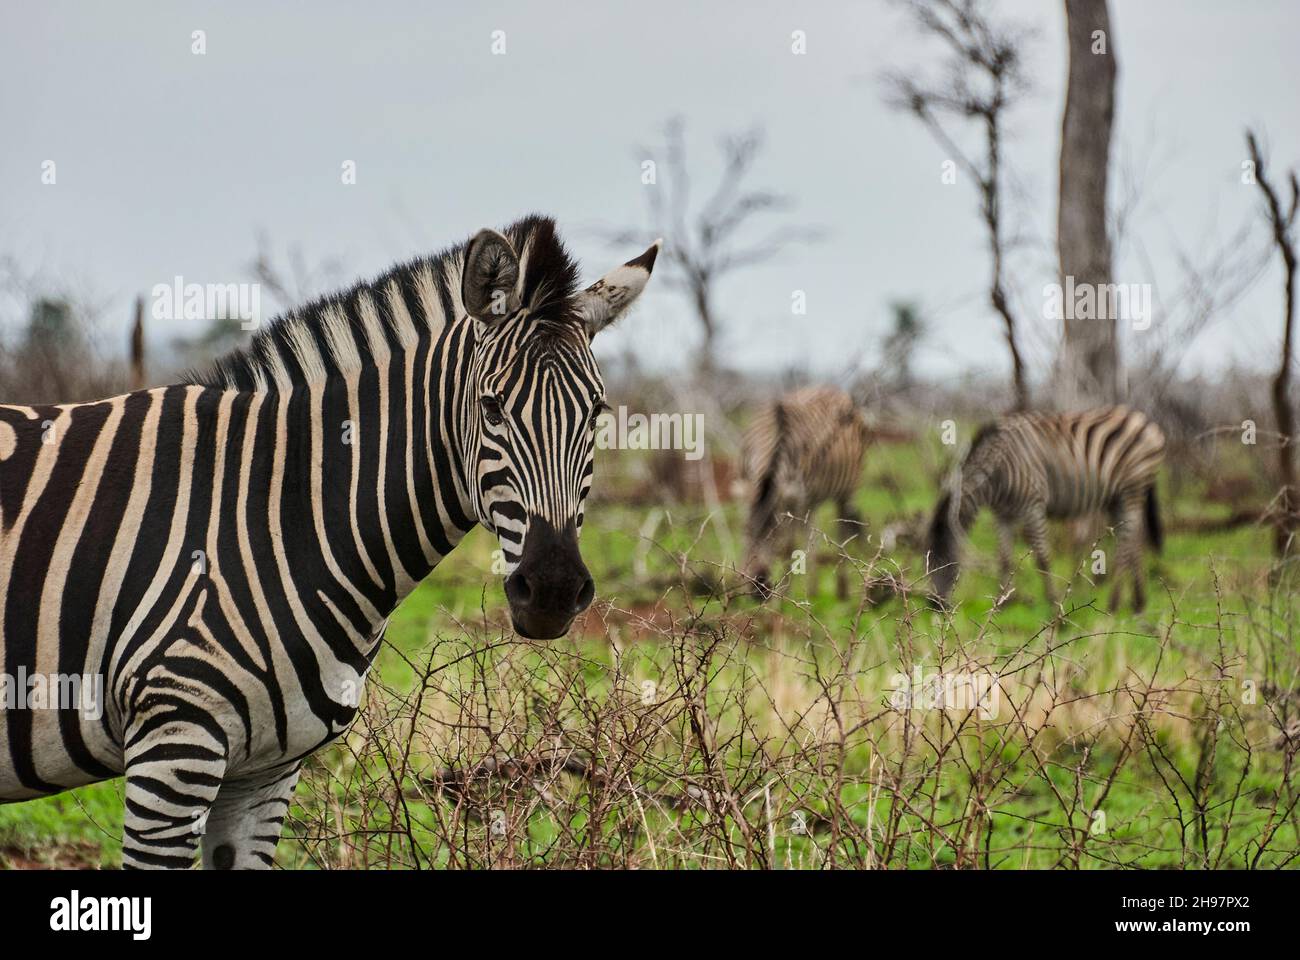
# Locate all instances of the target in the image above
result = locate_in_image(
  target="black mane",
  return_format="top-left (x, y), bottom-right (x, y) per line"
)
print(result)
top-left (184, 214), bottom-right (582, 391)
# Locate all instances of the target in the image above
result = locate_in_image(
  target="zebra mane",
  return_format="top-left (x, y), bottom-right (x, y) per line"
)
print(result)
top-left (968, 420), bottom-right (1001, 452)
top-left (184, 214), bottom-right (583, 392)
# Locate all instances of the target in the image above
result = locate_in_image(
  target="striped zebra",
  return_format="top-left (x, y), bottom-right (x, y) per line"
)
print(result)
top-left (927, 405), bottom-right (1166, 611)
top-left (0, 215), bottom-right (659, 868)
top-left (740, 385), bottom-right (870, 600)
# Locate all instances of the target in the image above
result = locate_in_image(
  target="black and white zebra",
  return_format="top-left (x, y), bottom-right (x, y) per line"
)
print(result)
top-left (0, 215), bottom-right (659, 868)
top-left (927, 405), bottom-right (1166, 611)
top-left (740, 385), bottom-right (870, 600)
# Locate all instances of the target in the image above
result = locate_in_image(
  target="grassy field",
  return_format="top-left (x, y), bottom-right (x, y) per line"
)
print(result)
top-left (3, 428), bottom-right (1298, 869)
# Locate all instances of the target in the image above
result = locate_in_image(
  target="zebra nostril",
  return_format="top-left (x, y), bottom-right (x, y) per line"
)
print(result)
top-left (573, 576), bottom-right (595, 614)
top-left (506, 572), bottom-right (533, 607)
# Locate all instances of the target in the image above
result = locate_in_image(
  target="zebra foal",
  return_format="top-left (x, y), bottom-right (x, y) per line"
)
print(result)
top-left (927, 405), bottom-right (1165, 611)
top-left (740, 385), bottom-right (870, 600)
top-left (0, 216), bottom-right (658, 868)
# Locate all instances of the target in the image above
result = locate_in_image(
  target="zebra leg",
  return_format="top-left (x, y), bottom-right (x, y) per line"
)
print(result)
top-left (1112, 491), bottom-right (1146, 613)
top-left (995, 514), bottom-right (1015, 595)
top-left (762, 517), bottom-right (795, 598)
top-left (201, 761), bottom-right (302, 870)
top-left (835, 500), bottom-right (861, 601)
top-left (784, 514), bottom-right (810, 596)
top-left (1130, 511), bottom-right (1148, 613)
top-left (1023, 505), bottom-right (1056, 606)
top-left (121, 730), bottom-right (228, 869)
top-left (1106, 500), bottom-right (1128, 612)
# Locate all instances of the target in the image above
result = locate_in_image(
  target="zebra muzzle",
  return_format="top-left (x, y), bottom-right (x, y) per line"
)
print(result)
top-left (503, 517), bottom-right (594, 640)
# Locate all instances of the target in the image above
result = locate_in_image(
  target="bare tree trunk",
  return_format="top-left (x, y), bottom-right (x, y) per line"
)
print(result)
top-left (129, 295), bottom-right (146, 391)
top-left (1056, 0), bottom-right (1119, 409)
top-left (1246, 131), bottom-right (1299, 557)
top-left (691, 281), bottom-right (716, 375)
top-left (985, 114), bottom-right (1029, 411)
top-left (991, 281), bottom-right (1028, 410)
top-left (612, 119), bottom-right (818, 381)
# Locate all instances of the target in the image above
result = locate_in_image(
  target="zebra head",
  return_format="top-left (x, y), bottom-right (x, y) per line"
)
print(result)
top-left (458, 218), bottom-right (659, 639)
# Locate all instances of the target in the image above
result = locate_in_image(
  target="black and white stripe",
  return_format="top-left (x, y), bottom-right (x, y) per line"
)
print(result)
top-left (740, 385), bottom-right (870, 599)
top-left (0, 215), bottom-right (658, 868)
top-left (927, 405), bottom-right (1166, 610)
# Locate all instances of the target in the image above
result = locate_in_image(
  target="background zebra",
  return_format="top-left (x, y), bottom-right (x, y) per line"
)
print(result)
top-left (0, 216), bottom-right (658, 868)
top-left (740, 385), bottom-right (870, 600)
top-left (927, 405), bottom-right (1166, 611)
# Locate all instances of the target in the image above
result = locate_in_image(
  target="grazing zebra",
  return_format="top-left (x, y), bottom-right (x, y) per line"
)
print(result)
top-left (740, 385), bottom-right (870, 600)
top-left (0, 216), bottom-right (658, 868)
top-left (927, 405), bottom-right (1165, 611)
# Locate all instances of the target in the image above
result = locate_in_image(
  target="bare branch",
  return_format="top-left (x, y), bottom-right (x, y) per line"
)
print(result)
top-left (884, 0), bottom-right (1031, 409)
top-left (598, 117), bottom-right (820, 373)
top-left (1246, 128), bottom-right (1300, 555)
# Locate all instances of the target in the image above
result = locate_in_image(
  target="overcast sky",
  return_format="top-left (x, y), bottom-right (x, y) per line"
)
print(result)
top-left (2, 0), bottom-right (1297, 385)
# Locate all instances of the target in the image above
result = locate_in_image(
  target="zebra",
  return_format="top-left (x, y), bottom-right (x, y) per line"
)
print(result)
top-left (927, 405), bottom-right (1166, 612)
top-left (0, 215), bottom-right (659, 868)
top-left (740, 385), bottom-right (870, 600)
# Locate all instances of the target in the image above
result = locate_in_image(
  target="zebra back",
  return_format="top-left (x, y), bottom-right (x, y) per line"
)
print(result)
top-left (962, 405), bottom-right (1165, 516)
top-left (928, 405), bottom-right (1166, 604)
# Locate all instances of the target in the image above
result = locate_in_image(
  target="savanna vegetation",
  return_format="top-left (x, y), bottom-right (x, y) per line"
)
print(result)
top-left (3, 0), bottom-right (1297, 875)
top-left (4, 409), bottom-right (1296, 869)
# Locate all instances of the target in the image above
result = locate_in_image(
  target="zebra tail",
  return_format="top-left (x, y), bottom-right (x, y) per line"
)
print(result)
top-left (745, 401), bottom-right (788, 551)
top-left (1145, 484), bottom-right (1163, 554)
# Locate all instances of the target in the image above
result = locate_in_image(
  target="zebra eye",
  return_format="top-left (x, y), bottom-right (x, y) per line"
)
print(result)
top-left (480, 395), bottom-right (505, 427)
top-left (590, 400), bottom-right (610, 429)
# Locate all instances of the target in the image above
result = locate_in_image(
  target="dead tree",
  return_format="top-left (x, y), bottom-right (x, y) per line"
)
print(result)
top-left (1246, 130), bottom-right (1299, 557)
top-left (248, 234), bottom-right (343, 315)
top-left (129, 295), bottom-right (146, 391)
top-left (1056, 0), bottom-right (1120, 409)
top-left (606, 117), bottom-right (819, 375)
top-left (886, 0), bottom-right (1032, 410)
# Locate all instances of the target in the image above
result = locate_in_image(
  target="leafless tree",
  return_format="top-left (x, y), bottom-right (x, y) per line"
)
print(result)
top-left (1126, 218), bottom-right (1269, 413)
top-left (604, 117), bottom-right (819, 375)
top-left (1055, 0), bottom-right (1120, 409)
top-left (1246, 130), bottom-right (1299, 556)
top-left (248, 233), bottom-right (343, 315)
top-left (885, 0), bottom-right (1032, 410)
top-left (129, 295), bottom-right (146, 391)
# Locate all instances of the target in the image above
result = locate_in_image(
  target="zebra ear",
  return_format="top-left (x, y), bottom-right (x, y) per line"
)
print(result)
top-left (462, 228), bottom-right (523, 324)
top-left (577, 239), bottom-right (662, 338)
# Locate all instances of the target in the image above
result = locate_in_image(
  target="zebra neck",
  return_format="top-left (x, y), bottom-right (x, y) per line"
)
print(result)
top-left (181, 258), bottom-right (486, 656)
top-left (269, 330), bottom-right (479, 657)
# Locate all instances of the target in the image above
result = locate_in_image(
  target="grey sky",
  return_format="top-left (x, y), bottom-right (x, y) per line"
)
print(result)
top-left (2, 1), bottom-right (1297, 385)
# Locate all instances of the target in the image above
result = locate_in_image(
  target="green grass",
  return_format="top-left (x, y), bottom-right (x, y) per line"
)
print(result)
top-left (4, 434), bottom-right (1298, 869)
top-left (0, 781), bottom-right (121, 868)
